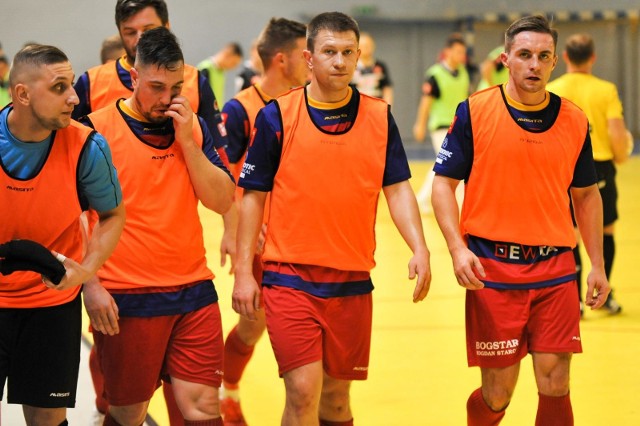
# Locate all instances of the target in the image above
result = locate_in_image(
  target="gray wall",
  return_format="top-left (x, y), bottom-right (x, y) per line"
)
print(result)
top-left (1, 1), bottom-right (638, 139)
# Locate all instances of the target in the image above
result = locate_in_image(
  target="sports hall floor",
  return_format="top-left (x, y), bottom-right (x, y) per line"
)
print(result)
top-left (3, 156), bottom-right (639, 425)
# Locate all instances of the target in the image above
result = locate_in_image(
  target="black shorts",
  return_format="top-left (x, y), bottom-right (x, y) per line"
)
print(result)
top-left (0, 292), bottom-right (81, 408)
top-left (595, 160), bottom-right (618, 226)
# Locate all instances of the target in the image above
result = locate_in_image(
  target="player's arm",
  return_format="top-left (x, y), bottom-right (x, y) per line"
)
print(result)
top-left (233, 106), bottom-right (281, 319)
top-left (384, 180), bottom-right (431, 302)
top-left (608, 117), bottom-right (630, 164)
top-left (431, 102), bottom-right (485, 289)
top-left (571, 184), bottom-right (609, 309)
top-left (168, 96), bottom-right (234, 214)
top-left (217, 100), bottom-right (251, 273)
top-left (68, 130), bottom-right (125, 334)
top-left (233, 189), bottom-right (267, 320)
top-left (570, 130), bottom-right (610, 309)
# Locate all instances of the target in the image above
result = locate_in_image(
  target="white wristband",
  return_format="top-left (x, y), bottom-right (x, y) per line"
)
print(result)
top-left (55, 253), bottom-right (67, 263)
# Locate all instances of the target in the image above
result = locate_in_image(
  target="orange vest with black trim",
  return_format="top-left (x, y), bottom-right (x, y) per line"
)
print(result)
top-left (231, 85), bottom-right (267, 195)
top-left (0, 119), bottom-right (91, 308)
top-left (87, 61), bottom-right (200, 113)
top-left (88, 102), bottom-right (213, 290)
top-left (462, 87), bottom-right (588, 246)
top-left (263, 88), bottom-right (388, 271)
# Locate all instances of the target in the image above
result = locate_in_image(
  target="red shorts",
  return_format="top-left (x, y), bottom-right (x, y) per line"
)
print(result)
top-left (466, 281), bottom-right (582, 368)
top-left (93, 303), bottom-right (224, 405)
top-left (263, 285), bottom-right (372, 380)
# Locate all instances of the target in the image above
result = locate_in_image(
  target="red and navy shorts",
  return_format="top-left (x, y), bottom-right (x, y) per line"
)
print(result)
top-left (466, 281), bottom-right (582, 368)
top-left (263, 285), bottom-right (372, 380)
top-left (93, 302), bottom-right (224, 406)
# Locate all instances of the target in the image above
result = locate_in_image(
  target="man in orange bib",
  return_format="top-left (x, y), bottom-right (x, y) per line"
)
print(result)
top-left (81, 27), bottom-right (234, 426)
top-left (220, 17), bottom-right (308, 426)
top-left (233, 12), bottom-right (431, 426)
top-left (432, 15), bottom-right (610, 425)
top-left (0, 44), bottom-right (124, 426)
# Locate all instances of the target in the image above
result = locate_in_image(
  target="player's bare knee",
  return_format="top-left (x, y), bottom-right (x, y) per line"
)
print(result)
top-left (108, 404), bottom-right (148, 426)
top-left (482, 386), bottom-right (514, 412)
top-left (23, 406), bottom-right (67, 426)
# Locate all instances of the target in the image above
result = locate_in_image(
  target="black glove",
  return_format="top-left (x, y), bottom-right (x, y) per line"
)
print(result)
top-left (0, 239), bottom-right (67, 285)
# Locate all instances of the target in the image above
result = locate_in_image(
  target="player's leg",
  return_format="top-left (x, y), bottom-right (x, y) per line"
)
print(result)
top-left (95, 315), bottom-right (174, 425)
top-left (9, 295), bottom-right (82, 426)
top-left (221, 256), bottom-right (267, 425)
top-left (466, 363), bottom-right (520, 425)
top-left (88, 343), bottom-right (110, 424)
top-left (597, 160), bottom-right (622, 313)
top-left (319, 374), bottom-right (352, 426)
top-left (319, 293), bottom-right (371, 425)
top-left (167, 303), bottom-right (224, 424)
top-left (171, 378), bottom-right (221, 425)
top-left (262, 285), bottom-right (325, 425)
top-left (528, 283), bottom-right (581, 426)
top-left (465, 287), bottom-right (530, 425)
top-left (221, 311), bottom-right (266, 425)
top-left (282, 361), bottom-right (324, 426)
top-left (103, 401), bottom-right (150, 426)
top-left (531, 352), bottom-right (573, 426)
top-left (22, 406), bottom-right (68, 426)
top-left (162, 382), bottom-right (185, 426)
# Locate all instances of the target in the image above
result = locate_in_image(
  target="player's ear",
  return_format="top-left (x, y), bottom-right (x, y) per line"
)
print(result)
top-left (12, 83), bottom-right (31, 106)
top-left (130, 67), bottom-right (139, 88)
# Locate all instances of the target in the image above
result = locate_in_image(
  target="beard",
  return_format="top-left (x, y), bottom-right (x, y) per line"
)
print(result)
top-left (33, 110), bottom-right (70, 131)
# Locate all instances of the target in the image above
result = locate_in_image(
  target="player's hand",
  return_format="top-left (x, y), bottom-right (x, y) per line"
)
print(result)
top-left (451, 246), bottom-right (485, 290)
top-left (42, 252), bottom-right (89, 291)
top-left (232, 271), bottom-right (262, 321)
top-left (584, 268), bottom-right (610, 310)
top-left (255, 224), bottom-right (267, 255)
top-left (220, 229), bottom-right (237, 275)
top-left (82, 276), bottom-right (120, 335)
top-left (164, 96), bottom-right (194, 146)
top-left (408, 248), bottom-right (431, 302)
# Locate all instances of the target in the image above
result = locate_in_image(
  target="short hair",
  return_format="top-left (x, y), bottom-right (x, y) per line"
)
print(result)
top-left (257, 18), bottom-right (307, 70)
top-left (226, 42), bottom-right (243, 58)
top-left (445, 33), bottom-right (466, 48)
top-left (135, 27), bottom-right (183, 71)
top-left (115, 0), bottom-right (168, 27)
top-left (564, 33), bottom-right (594, 65)
top-left (100, 34), bottom-right (124, 64)
top-left (9, 44), bottom-right (69, 86)
top-left (307, 11), bottom-right (359, 52)
top-left (504, 15), bottom-right (558, 53)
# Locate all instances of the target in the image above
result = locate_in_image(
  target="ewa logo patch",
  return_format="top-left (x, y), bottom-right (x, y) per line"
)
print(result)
top-left (352, 366), bottom-right (368, 371)
top-left (49, 392), bottom-right (70, 397)
top-left (495, 244), bottom-right (508, 258)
